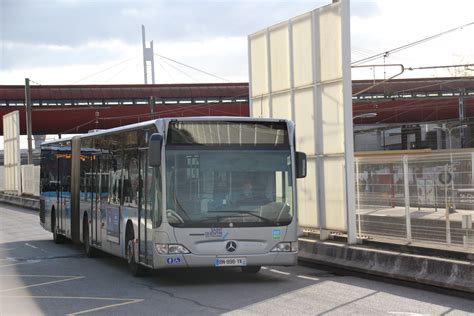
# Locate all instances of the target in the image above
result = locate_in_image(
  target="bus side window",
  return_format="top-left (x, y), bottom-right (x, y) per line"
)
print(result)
top-left (148, 165), bottom-right (162, 228)
top-left (109, 154), bottom-right (122, 205)
top-left (123, 150), bottom-right (139, 207)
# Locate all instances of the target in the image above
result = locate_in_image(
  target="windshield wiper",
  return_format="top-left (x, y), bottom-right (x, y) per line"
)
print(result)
top-left (192, 214), bottom-right (245, 224)
top-left (208, 210), bottom-right (275, 224)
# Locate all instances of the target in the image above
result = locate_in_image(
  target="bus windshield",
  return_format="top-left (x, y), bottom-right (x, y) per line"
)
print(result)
top-left (165, 148), bottom-right (293, 227)
top-left (164, 119), bottom-right (294, 228)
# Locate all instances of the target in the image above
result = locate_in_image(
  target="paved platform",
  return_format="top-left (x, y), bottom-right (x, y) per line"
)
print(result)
top-left (298, 237), bottom-right (474, 294)
top-left (0, 193), bottom-right (39, 210)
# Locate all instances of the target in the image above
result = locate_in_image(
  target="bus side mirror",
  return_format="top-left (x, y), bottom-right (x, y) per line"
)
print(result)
top-left (148, 133), bottom-right (163, 167)
top-left (295, 151), bottom-right (307, 178)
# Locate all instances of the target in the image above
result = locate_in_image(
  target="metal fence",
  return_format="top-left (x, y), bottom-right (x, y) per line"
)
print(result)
top-left (355, 150), bottom-right (474, 253)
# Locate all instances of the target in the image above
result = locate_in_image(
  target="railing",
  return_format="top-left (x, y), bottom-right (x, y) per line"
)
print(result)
top-left (355, 151), bottom-right (474, 253)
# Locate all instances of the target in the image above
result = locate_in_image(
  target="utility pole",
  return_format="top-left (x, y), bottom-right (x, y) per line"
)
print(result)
top-left (149, 96), bottom-right (156, 119)
top-left (24, 78), bottom-right (33, 164)
top-left (142, 25), bottom-right (156, 84)
top-left (459, 88), bottom-right (465, 147)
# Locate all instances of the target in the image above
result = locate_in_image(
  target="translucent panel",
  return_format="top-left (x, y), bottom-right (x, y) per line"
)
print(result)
top-left (250, 33), bottom-right (268, 98)
top-left (318, 4), bottom-right (342, 82)
top-left (297, 157), bottom-right (318, 228)
top-left (3, 111), bottom-right (21, 194)
top-left (292, 13), bottom-right (313, 88)
top-left (272, 92), bottom-right (291, 121)
top-left (248, 1), bottom-right (351, 234)
top-left (269, 24), bottom-right (290, 93)
top-left (251, 96), bottom-right (270, 118)
top-left (321, 82), bottom-right (344, 154)
top-left (294, 87), bottom-right (315, 155)
top-left (323, 157), bottom-right (346, 231)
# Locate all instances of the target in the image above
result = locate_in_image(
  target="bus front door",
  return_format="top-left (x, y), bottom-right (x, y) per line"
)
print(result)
top-left (91, 155), bottom-right (99, 246)
top-left (58, 155), bottom-right (69, 236)
top-left (138, 150), bottom-right (153, 264)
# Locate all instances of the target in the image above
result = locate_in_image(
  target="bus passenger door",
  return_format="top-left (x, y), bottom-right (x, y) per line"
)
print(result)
top-left (58, 155), bottom-right (69, 235)
top-left (138, 150), bottom-right (147, 263)
top-left (91, 155), bottom-right (99, 245)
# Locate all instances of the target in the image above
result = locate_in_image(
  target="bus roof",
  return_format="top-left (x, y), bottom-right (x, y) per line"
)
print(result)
top-left (41, 116), bottom-right (291, 146)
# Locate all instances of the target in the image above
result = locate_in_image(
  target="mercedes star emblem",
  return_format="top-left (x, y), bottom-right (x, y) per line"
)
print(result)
top-left (225, 241), bottom-right (237, 252)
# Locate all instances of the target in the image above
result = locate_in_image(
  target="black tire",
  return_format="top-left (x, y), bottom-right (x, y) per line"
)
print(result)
top-left (241, 266), bottom-right (261, 273)
top-left (126, 226), bottom-right (146, 277)
top-left (51, 209), bottom-right (62, 244)
top-left (83, 215), bottom-right (97, 257)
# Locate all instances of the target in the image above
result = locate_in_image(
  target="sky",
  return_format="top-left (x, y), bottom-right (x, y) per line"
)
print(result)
top-left (1, 0), bottom-right (474, 86)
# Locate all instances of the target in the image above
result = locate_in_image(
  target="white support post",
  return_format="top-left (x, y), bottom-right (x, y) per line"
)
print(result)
top-left (355, 158), bottom-right (362, 238)
top-left (471, 152), bottom-right (474, 185)
top-left (444, 164), bottom-right (452, 246)
top-left (341, 0), bottom-right (357, 244)
top-left (403, 156), bottom-right (412, 242)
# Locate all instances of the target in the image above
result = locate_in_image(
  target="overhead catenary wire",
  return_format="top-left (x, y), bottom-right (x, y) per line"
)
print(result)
top-left (58, 102), bottom-right (244, 134)
top-left (155, 58), bottom-right (176, 82)
top-left (352, 21), bottom-right (474, 65)
top-left (104, 61), bottom-right (137, 84)
top-left (159, 57), bottom-right (199, 83)
top-left (155, 53), bottom-right (231, 82)
top-left (407, 63), bottom-right (474, 71)
top-left (29, 79), bottom-right (42, 85)
top-left (71, 55), bottom-right (140, 84)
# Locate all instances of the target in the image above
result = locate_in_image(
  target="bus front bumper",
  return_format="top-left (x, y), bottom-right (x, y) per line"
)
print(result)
top-left (154, 251), bottom-right (297, 269)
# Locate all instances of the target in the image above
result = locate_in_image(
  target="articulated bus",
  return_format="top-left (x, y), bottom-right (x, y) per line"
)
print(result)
top-left (40, 117), bottom-right (306, 276)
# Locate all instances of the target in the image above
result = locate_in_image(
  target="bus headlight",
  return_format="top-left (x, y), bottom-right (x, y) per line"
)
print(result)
top-left (271, 242), bottom-right (292, 252)
top-left (168, 244), bottom-right (190, 254)
top-left (155, 243), bottom-right (168, 254)
top-left (155, 243), bottom-right (190, 254)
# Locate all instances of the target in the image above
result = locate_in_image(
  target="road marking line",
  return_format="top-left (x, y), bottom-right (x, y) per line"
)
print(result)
top-left (2, 295), bottom-right (141, 301)
top-left (0, 274), bottom-right (82, 278)
top-left (0, 295), bottom-right (144, 316)
top-left (261, 266), bottom-right (268, 270)
top-left (297, 275), bottom-right (320, 281)
top-left (25, 243), bottom-right (39, 249)
top-left (68, 298), bottom-right (144, 315)
top-left (0, 276), bottom-right (84, 293)
top-left (0, 262), bottom-right (33, 268)
top-left (269, 269), bottom-right (290, 275)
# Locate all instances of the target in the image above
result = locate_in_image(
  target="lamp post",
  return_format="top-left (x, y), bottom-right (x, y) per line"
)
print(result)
top-left (433, 124), bottom-right (467, 245)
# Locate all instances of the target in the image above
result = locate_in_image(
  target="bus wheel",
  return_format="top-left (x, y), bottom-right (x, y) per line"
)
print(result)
top-left (51, 209), bottom-right (62, 244)
top-left (126, 227), bottom-right (146, 277)
top-left (83, 215), bottom-right (96, 257)
top-left (241, 266), bottom-right (261, 273)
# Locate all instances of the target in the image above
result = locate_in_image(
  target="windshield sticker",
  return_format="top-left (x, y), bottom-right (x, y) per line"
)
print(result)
top-left (272, 229), bottom-right (281, 239)
top-left (166, 257), bottom-right (181, 265)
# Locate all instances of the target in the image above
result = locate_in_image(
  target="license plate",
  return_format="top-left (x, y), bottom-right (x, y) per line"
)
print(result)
top-left (215, 257), bottom-right (247, 267)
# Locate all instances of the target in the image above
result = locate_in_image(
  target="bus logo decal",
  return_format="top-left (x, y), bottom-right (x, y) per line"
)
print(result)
top-left (225, 241), bottom-right (237, 252)
top-left (272, 229), bottom-right (281, 239)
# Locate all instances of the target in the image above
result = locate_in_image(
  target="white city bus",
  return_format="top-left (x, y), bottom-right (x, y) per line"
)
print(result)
top-left (39, 117), bottom-right (306, 276)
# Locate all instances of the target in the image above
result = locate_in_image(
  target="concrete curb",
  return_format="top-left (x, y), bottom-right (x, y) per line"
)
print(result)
top-left (298, 238), bottom-right (474, 294)
top-left (0, 193), bottom-right (39, 210)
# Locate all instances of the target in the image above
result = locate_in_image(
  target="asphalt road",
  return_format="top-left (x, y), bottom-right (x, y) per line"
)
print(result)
top-left (0, 203), bottom-right (473, 315)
